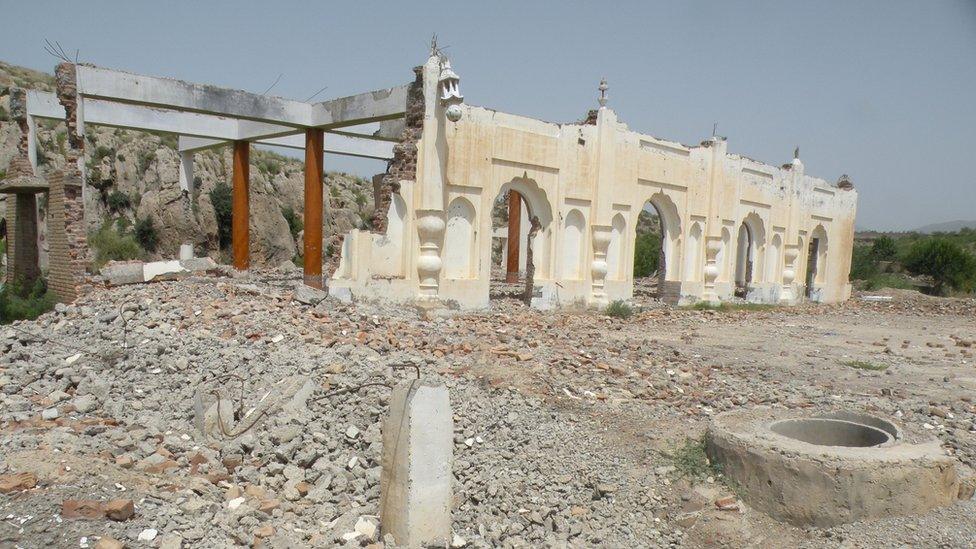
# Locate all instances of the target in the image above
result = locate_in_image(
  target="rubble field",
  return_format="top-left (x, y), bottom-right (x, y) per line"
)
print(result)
top-left (1, 270), bottom-right (975, 548)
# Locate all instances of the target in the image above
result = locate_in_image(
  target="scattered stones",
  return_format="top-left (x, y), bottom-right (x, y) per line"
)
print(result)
top-left (104, 499), bottom-right (135, 521)
top-left (0, 472), bottom-right (37, 493)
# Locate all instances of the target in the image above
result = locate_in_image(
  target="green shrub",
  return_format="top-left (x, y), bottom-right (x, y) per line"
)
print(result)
top-left (633, 232), bottom-right (661, 277)
top-left (870, 235), bottom-right (898, 261)
top-left (903, 238), bottom-right (976, 295)
top-left (281, 206), bottom-right (303, 239)
top-left (605, 299), bottom-right (633, 319)
top-left (0, 277), bottom-right (57, 324)
top-left (0, 106), bottom-right (8, 121)
top-left (849, 244), bottom-right (879, 281)
top-left (862, 273), bottom-right (914, 291)
top-left (106, 190), bottom-right (131, 212)
top-left (134, 217), bottom-right (158, 253)
top-left (93, 145), bottom-right (114, 162)
top-left (210, 181), bottom-right (233, 250)
top-left (89, 222), bottom-right (143, 268)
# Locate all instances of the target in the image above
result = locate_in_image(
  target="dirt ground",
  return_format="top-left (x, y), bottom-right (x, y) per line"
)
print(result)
top-left (1, 273), bottom-right (974, 548)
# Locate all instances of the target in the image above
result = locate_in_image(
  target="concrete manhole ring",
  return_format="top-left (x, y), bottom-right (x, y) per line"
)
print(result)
top-left (705, 408), bottom-right (963, 527)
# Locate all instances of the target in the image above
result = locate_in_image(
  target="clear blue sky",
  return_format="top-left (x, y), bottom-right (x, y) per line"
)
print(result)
top-left (4, 1), bottom-right (974, 230)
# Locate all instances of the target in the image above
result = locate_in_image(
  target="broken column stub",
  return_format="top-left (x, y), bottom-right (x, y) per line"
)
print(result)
top-left (380, 380), bottom-right (453, 547)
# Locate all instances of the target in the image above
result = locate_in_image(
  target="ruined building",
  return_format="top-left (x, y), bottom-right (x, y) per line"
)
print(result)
top-left (4, 53), bottom-right (856, 308)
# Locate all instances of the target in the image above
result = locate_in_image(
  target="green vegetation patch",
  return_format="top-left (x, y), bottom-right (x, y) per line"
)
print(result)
top-left (89, 221), bottom-right (144, 268)
top-left (0, 278), bottom-right (57, 324)
top-left (605, 299), bottom-right (634, 319)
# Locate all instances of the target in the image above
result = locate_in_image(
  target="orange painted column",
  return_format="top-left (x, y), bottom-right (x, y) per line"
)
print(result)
top-left (232, 140), bottom-right (250, 271)
top-left (303, 129), bottom-right (325, 288)
top-left (505, 190), bottom-right (522, 283)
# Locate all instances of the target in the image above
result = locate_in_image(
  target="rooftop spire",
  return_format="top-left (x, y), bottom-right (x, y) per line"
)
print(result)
top-left (598, 78), bottom-right (608, 108)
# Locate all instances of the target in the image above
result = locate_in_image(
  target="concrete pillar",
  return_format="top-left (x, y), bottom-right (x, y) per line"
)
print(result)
top-left (232, 141), bottom-right (250, 271)
top-left (178, 151), bottom-right (194, 261)
top-left (47, 170), bottom-right (78, 303)
top-left (303, 129), bottom-right (324, 288)
top-left (506, 190), bottom-right (521, 282)
top-left (380, 380), bottom-right (453, 547)
top-left (8, 194), bottom-right (41, 285)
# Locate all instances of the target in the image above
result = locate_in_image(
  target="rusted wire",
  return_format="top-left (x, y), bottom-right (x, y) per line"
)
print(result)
top-left (210, 389), bottom-right (272, 439)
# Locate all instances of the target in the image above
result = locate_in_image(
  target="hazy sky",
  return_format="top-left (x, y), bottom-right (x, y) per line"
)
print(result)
top-left (3, 1), bottom-right (974, 230)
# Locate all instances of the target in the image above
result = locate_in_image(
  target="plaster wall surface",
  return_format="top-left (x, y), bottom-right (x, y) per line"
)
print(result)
top-left (333, 56), bottom-right (857, 309)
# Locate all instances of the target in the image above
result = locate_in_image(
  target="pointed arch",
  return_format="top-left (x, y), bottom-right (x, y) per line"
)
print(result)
top-left (607, 213), bottom-right (626, 281)
top-left (766, 233), bottom-right (783, 284)
top-left (562, 209), bottom-right (586, 280)
top-left (684, 222), bottom-right (703, 280)
top-left (443, 196), bottom-right (476, 279)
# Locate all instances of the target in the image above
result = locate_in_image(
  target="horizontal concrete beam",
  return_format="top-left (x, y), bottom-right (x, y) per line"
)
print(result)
top-left (76, 65), bottom-right (312, 128)
top-left (28, 91), bottom-right (297, 142)
top-left (26, 90), bottom-right (65, 119)
top-left (178, 134), bottom-right (394, 160)
top-left (75, 65), bottom-right (409, 130)
top-left (311, 85), bottom-right (409, 128)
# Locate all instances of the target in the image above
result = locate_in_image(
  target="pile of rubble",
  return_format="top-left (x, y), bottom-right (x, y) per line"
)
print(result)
top-left (1, 270), bottom-right (974, 547)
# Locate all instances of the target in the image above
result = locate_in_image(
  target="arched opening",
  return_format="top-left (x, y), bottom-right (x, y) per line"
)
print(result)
top-left (488, 179), bottom-right (553, 303)
top-left (766, 234), bottom-right (782, 284)
top-left (633, 193), bottom-right (681, 300)
top-left (684, 223), bottom-right (702, 280)
top-left (805, 225), bottom-right (828, 298)
top-left (561, 209), bottom-right (586, 280)
top-left (734, 224), bottom-right (753, 294)
top-left (443, 197), bottom-right (476, 279)
top-left (607, 213), bottom-right (626, 281)
top-left (734, 213), bottom-right (765, 296)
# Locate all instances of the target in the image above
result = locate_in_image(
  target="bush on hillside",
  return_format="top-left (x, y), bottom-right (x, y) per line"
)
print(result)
top-left (281, 206), bottom-right (303, 240)
top-left (903, 238), bottom-right (976, 295)
top-left (210, 181), bottom-right (233, 250)
top-left (89, 222), bottom-right (143, 268)
top-left (134, 217), bottom-right (159, 253)
top-left (106, 190), bottom-right (131, 213)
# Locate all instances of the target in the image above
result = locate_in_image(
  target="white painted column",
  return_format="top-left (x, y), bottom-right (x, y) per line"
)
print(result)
top-left (380, 380), bottom-right (453, 546)
top-left (178, 150), bottom-right (194, 260)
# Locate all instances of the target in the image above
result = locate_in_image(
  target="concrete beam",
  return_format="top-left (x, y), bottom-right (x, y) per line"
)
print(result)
top-left (75, 66), bottom-right (409, 130)
top-left (178, 134), bottom-right (394, 160)
top-left (28, 90), bottom-right (296, 142)
top-left (311, 85), bottom-right (409, 128)
top-left (76, 65), bottom-right (312, 127)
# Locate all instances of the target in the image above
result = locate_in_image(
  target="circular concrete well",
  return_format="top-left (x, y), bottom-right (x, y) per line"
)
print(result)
top-left (770, 418), bottom-right (891, 447)
top-left (706, 409), bottom-right (961, 527)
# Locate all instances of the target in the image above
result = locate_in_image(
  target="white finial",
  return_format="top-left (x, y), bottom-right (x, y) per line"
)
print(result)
top-left (598, 78), bottom-right (608, 108)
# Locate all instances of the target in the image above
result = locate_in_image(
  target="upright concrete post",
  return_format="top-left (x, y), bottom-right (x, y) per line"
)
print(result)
top-left (303, 129), bottom-right (324, 288)
top-left (232, 141), bottom-right (250, 270)
top-left (380, 380), bottom-right (453, 547)
top-left (505, 190), bottom-right (521, 283)
top-left (178, 151), bottom-right (194, 261)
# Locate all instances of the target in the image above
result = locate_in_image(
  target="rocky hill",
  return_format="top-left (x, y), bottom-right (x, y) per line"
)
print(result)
top-left (0, 61), bottom-right (378, 270)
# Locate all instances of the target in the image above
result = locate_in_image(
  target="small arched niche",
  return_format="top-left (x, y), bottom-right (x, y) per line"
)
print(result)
top-left (562, 209), bottom-right (586, 280)
top-left (443, 196), bottom-right (476, 279)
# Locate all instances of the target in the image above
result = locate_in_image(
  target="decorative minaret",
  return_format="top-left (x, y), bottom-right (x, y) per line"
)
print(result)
top-left (415, 49), bottom-right (463, 303)
top-left (590, 78), bottom-right (614, 306)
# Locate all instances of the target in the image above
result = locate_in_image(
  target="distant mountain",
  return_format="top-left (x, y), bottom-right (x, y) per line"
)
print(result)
top-left (915, 220), bottom-right (976, 234)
